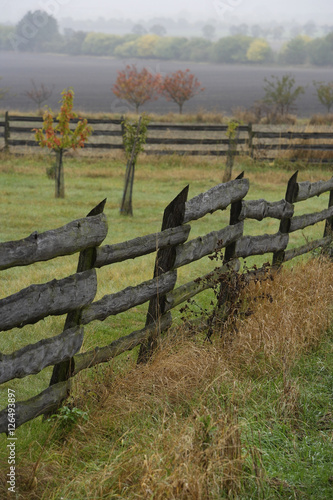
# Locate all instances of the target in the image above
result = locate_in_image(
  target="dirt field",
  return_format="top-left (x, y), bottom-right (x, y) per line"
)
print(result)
top-left (1, 51), bottom-right (332, 116)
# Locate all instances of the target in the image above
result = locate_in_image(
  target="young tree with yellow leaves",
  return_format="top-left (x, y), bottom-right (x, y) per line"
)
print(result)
top-left (34, 88), bottom-right (92, 198)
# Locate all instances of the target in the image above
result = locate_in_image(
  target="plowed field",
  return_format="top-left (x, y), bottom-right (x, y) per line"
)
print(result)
top-left (1, 52), bottom-right (332, 116)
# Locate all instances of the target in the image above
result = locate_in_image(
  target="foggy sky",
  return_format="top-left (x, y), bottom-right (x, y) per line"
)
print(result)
top-left (1, 0), bottom-right (332, 24)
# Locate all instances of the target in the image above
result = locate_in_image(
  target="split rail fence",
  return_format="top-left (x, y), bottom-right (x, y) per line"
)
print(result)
top-left (0, 171), bottom-right (333, 433)
top-left (1, 113), bottom-right (332, 162)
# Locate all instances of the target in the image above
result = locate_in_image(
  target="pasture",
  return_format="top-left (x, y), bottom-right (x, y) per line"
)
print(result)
top-left (0, 151), bottom-right (333, 498)
top-left (1, 52), bottom-right (333, 116)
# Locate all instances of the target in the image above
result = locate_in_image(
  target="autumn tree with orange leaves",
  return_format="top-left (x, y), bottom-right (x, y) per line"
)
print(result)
top-left (34, 88), bottom-right (92, 198)
top-left (160, 69), bottom-right (205, 114)
top-left (112, 64), bottom-right (161, 113)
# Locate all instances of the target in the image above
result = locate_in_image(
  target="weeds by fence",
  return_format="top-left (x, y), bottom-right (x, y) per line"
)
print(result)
top-left (0, 171), bottom-right (332, 433)
top-left (1, 114), bottom-right (332, 162)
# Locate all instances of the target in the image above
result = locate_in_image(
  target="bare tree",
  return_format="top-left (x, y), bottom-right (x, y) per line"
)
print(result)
top-left (23, 80), bottom-right (54, 113)
top-left (263, 74), bottom-right (305, 116)
top-left (313, 81), bottom-right (333, 113)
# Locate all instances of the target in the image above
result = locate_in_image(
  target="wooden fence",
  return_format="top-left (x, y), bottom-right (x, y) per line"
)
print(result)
top-left (1, 113), bottom-right (332, 162)
top-left (0, 171), bottom-right (333, 433)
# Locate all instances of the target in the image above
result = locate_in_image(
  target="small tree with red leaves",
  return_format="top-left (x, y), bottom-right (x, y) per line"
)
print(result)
top-left (34, 88), bottom-right (92, 198)
top-left (112, 64), bottom-right (161, 113)
top-left (160, 69), bottom-right (205, 114)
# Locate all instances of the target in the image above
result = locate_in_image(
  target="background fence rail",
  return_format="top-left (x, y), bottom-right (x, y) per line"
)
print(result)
top-left (1, 114), bottom-right (332, 162)
top-left (0, 171), bottom-right (333, 433)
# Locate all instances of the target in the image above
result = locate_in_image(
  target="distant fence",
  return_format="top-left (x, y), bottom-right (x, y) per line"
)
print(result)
top-left (0, 171), bottom-right (333, 433)
top-left (1, 113), bottom-right (333, 162)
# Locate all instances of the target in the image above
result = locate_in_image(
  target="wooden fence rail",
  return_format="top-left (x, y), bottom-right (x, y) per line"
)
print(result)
top-left (0, 171), bottom-right (333, 433)
top-left (1, 114), bottom-right (332, 162)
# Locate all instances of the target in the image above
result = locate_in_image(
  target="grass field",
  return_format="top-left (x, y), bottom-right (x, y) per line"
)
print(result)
top-left (0, 150), bottom-right (332, 498)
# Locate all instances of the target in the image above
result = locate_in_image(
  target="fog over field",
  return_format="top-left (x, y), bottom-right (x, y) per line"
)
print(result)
top-left (1, 0), bottom-right (333, 117)
top-left (2, 0), bottom-right (332, 24)
top-left (1, 52), bottom-right (332, 117)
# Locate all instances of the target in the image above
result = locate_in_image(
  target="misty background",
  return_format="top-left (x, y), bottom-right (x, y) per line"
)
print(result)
top-left (0, 0), bottom-right (332, 116)
top-left (1, 0), bottom-right (332, 23)
top-left (2, 0), bottom-right (333, 33)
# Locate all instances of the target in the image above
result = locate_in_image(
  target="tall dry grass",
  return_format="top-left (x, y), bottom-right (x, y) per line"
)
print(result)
top-left (270, 122), bottom-right (333, 164)
top-left (309, 113), bottom-right (333, 126)
top-left (225, 256), bottom-right (333, 374)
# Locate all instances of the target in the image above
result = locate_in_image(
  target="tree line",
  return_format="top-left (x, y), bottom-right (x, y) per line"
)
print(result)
top-left (0, 10), bottom-right (333, 66)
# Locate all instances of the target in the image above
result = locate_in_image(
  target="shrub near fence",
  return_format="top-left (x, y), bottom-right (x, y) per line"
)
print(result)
top-left (0, 171), bottom-right (333, 433)
top-left (1, 113), bottom-right (333, 162)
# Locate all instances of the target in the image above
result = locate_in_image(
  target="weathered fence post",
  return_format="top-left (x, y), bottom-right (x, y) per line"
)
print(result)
top-left (272, 171), bottom-right (298, 266)
top-left (203, 172), bottom-right (245, 338)
top-left (224, 172), bottom-right (245, 263)
top-left (137, 185), bottom-right (189, 364)
top-left (4, 111), bottom-right (10, 153)
top-left (323, 186), bottom-right (333, 256)
top-left (324, 189), bottom-right (333, 236)
top-left (247, 122), bottom-right (254, 159)
top-left (47, 199), bottom-right (107, 400)
top-left (120, 115), bottom-right (125, 143)
top-left (223, 122), bottom-right (240, 183)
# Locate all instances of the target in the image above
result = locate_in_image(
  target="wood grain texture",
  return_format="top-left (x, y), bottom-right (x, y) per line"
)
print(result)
top-left (296, 177), bottom-right (333, 202)
top-left (95, 225), bottom-right (191, 267)
top-left (240, 199), bottom-right (294, 221)
top-left (290, 206), bottom-right (333, 232)
top-left (0, 381), bottom-right (70, 434)
top-left (0, 326), bottom-right (83, 384)
top-left (0, 270), bottom-right (97, 331)
top-left (81, 270), bottom-right (177, 325)
top-left (235, 233), bottom-right (289, 258)
top-left (174, 223), bottom-right (244, 269)
top-left (184, 178), bottom-right (249, 223)
top-left (284, 235), bottom-right (333, 262)
top-left (0, 214), bottom-right (107, 271)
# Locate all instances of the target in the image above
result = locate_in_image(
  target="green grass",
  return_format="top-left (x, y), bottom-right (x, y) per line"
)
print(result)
top-left (0, 151), bottom-right (332, 498)
top-left (238, 332), bottom-right (333, 499)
